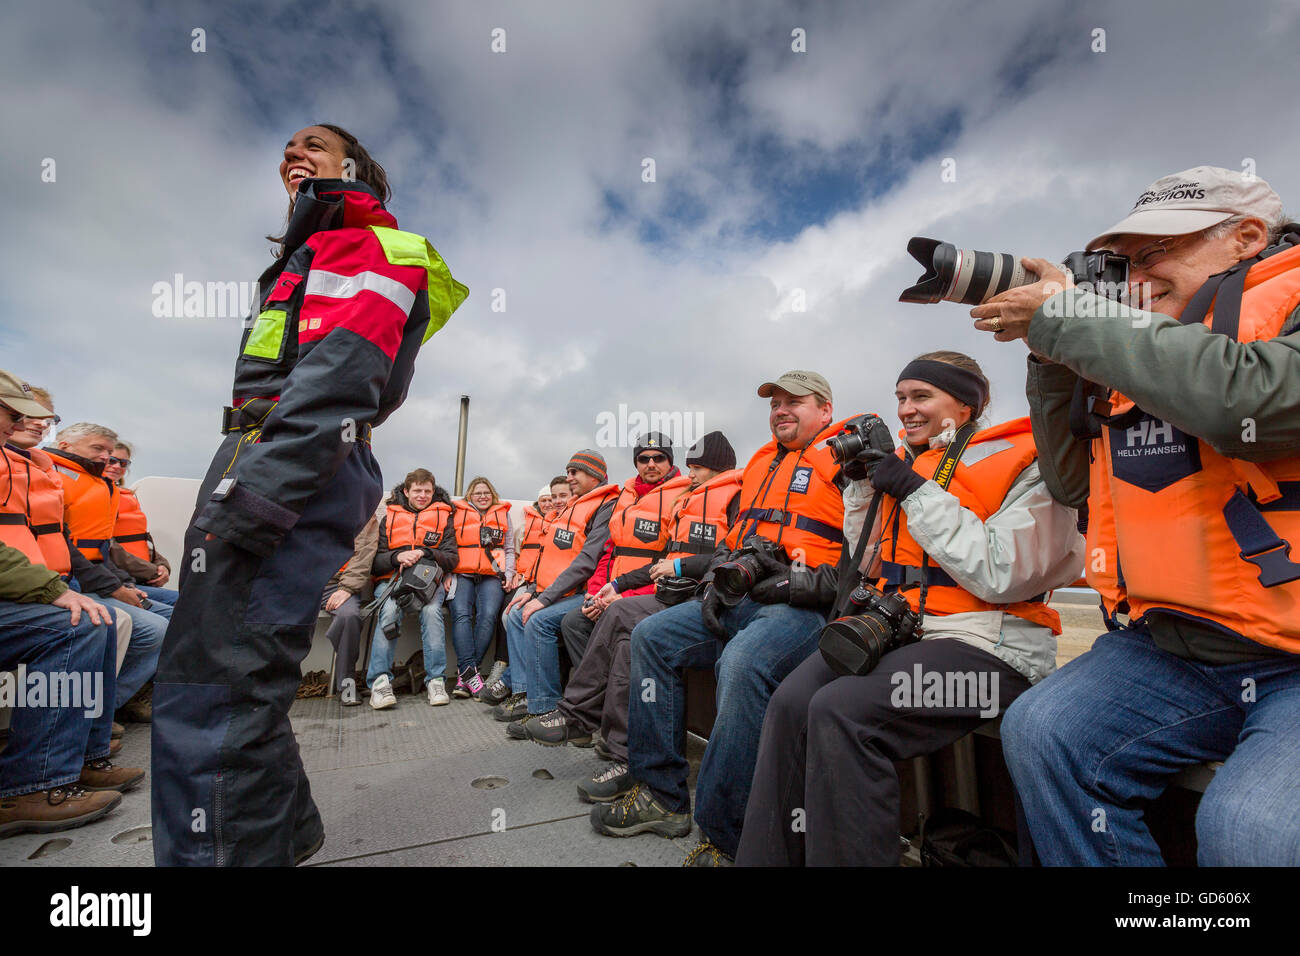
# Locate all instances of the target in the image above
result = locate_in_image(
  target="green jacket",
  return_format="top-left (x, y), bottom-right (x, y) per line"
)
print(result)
top-left (1025, 287), bottom-right (1300, 661)
top-left (0, 540), bottom-right (68, 604)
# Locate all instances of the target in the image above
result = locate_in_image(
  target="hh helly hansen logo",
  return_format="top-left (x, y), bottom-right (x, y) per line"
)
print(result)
top-left (788, 467), bottom-right (813, 494)
top-left (689, 522), bottom-right (717, 548)
top-left (423, 531), bottom-right (439, 546)
top-left (1109, 414), bottom-right (1202, 493)
top-left (633, 518), bottom-right (661, 543)
top-left (483, 527), bottom-right (505, 546)
top-left (553, 528), bottom-right (575, 550)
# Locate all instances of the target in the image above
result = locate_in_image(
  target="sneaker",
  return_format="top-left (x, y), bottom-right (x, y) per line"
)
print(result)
top-left (451, 676), bottom-right (471, 699)
top-left (463, 667), bottom-right (486, 699)
top-left (577, 762), bottom-right (632, 804)
top-left (492, 693), bottom-right (529, 722)
top-left (481, 677), bottom-right (512, 706)
top-left (369, 674), bottom-right (398, 710)
top-left (523, 709), bottom-right (593, 747)
top-left (427, 679), bottom-right (450, 706)
top-left (0, 785), bottom-right (122, 837)
top-left (79, 759), bottom-right (145, 793)
top-left (683, 840), bottom-right (734, 866)
top-left (484, 660), bottom-right (507, 687)
top-left (505, 713), bottom-right (539, 740)
top-left (589, 782), bottom-right (691, 838)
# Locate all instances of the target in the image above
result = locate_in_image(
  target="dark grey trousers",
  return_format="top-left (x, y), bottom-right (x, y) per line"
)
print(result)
top-left (557, 594), bottom-right (664, 762)
top-left (322, 594), bottom-right (363, 694)
top-left (736, 637), bottom-right (1030, 866)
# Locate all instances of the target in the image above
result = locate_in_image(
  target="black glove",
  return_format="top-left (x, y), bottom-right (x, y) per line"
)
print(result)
top-left (841, 415), bottom-right (897, 481)
top-left (699, 583), bottom-right (728, 638)
top-left (869, 453), bottom-right (926, 501)
top-left (749, 571), bottom-right (790, 604)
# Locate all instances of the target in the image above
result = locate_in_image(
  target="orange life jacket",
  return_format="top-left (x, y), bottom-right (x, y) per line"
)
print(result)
top-left (1083, 440), bottom-right (1125, 617)
top-left (876, 418), bottom-right (1062, 634)
top-left (1087, 244), bottom-right (1300, 654)
top-left (725, 418), bottom-right (850, 568)
top-left (114, 487), bottom-right (157, 564)
top-left (46, 449), bottom-right (119, 564)
top-left (534, 483), bottom-right (619, 593)
top-left (378, 499), bottom-right (452, 580)
top-left (0, 445), bottom-right (46, 567)
top-left (668, 468), bottom-right (743, 555)
top-left (516, 505), bottom-right (551, 583)
top-left (25, 447), bottom-right (71, 575)
top-left (452, 500), bottom-right (512, 575)
top-left (607, 474), bottom-right (693, 580)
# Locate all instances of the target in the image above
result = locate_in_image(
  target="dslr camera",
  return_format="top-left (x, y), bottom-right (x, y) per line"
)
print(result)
top-left (712, 535), bottom-right (786, 607)
top-left (819, 582), bottom-right (924, 676)
top-left (826, 412), bottom-right (895, 480)
top-left (898, 237), bottom-right (1130, 306)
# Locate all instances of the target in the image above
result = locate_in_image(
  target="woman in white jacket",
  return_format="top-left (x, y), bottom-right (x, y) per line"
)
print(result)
top-left (735, 350), bottom-right (1084, 867)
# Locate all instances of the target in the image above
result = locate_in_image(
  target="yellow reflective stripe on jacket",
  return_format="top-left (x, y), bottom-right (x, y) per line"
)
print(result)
top-left (244, 309), bottom-right (287, 358)
top-left (369, 225), bottom-right (469, 343)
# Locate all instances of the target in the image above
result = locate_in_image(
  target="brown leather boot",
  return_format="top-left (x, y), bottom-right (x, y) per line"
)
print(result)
top-left (108, 738), bottom-right (123, 757)
top-left (79, 759), bottom-right (145, 793)
top-left (111, 722), bottom-right (124, 739)
top-left (0, 785), bottom-right (122, 837)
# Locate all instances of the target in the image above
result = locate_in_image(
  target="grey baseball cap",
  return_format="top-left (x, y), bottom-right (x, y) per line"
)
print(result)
top-left (1088, 165), bottom-right (1284, 251)
top-left (757, 370), bottom-right (832, 403)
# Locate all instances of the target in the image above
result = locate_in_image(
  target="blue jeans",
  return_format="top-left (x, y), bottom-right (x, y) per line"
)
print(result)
top-left (450, 574), bottom-right (504, 675)
top-left (626, 596), bottom-right (825, 855)
top-left (367, 589), bottom-right (448, 688)
top-left (101, 595), bottom-right (171, 709)
top-left (0, 600), bottom-right (117, 796)
top-left (136, 584), bottom-right (179, 606)
top-left (522, 594), bottom-right (585, 714)
top-left (1002, 627), bottom-right (1300, 866)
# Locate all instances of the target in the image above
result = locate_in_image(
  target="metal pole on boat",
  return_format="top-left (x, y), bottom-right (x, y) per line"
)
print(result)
top-left (454, 394), bottom-right (470, 495)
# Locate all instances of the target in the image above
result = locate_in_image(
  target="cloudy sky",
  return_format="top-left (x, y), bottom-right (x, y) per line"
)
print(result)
top-left (4, 0), bottom-right (1299, 501)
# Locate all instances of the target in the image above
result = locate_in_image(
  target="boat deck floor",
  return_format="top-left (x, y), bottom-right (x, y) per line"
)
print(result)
top-left (1, 697), bottom-right (708, 867)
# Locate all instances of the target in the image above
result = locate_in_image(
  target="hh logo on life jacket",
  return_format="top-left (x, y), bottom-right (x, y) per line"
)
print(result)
top-left (633, 518), bottom-right (661, 543)
top-left (423, 531), bottom-right (440, 546)
top-left (788, 467), bottom-right (813, 494)
top-left (482, 527), bottom-right (505, 546)
top-left (553, 528), bottom-right (575, 550)
top-left (688, 522), bottom-right (717, 549)
top-left (1110, 413), bottom-right (1202, 492)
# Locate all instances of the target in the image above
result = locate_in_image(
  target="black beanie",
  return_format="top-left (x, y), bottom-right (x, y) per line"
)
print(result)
top-left (633, 431), bottom-right (673, 465)
top-left (686, 431), bottom-right (736, 472)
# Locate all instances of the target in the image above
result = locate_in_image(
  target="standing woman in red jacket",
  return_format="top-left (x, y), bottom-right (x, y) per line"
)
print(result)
top-left (151, 125), bottom-right (466, 866)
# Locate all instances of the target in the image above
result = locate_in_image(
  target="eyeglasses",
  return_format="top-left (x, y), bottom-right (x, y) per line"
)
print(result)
top-left (1106, 233), bottom-right (1203, 272)
top-left (108, 456), bottom-right (132, 469)
top-left (637, 454), bottom-right (668, 465)
top-left (0, 402), bottom-right (28, 425)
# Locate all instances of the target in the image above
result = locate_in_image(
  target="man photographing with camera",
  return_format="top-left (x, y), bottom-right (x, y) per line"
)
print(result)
top-left (972, 166), bottom-right (1300, 865)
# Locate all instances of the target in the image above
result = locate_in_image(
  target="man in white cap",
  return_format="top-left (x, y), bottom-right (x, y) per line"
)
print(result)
top-left (972, 166), bottom-right (1300, 865)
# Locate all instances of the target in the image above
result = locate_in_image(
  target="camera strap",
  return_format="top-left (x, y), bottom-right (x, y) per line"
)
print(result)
top-left (916, 422), bottom-right (978, 618)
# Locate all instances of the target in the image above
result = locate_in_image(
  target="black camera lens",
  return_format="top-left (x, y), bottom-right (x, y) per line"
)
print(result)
top-left (818, 614), bottom-right (896, 677)
top-left (713, 558), bottom-right (759, 606)
top-left (827, 429), bottom-right (866, 465)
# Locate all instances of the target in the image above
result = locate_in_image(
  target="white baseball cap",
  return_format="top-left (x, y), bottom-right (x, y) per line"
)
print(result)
top-left (1087, 165), bottom-right (1283, 251)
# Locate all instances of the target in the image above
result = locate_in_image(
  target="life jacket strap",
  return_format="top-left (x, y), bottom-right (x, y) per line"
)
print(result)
top-left (1222, 488), bottom-right (1300, 588)
top-left (736, 508), bottom-right (844, 545)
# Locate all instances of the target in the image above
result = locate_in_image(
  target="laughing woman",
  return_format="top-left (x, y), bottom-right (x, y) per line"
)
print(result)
top-left (735, 351), bottom-right (1084, 867)
top-left (151, 125), bottom-right (467, 866)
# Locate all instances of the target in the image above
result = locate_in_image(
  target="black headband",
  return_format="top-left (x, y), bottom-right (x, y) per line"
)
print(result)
top-left (896, 359), bottom-right (987, 411)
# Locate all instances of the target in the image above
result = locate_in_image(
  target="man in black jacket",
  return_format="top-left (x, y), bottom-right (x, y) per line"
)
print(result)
top-left (366, 470), bottom-right (459, 708)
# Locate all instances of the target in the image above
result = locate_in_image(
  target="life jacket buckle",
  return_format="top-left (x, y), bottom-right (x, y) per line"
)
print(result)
top-left (1239, 543), bottom-right (1300, 589)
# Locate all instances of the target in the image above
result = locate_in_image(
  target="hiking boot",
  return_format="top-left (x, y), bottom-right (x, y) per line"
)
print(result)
top-left (116, 682), bottom-right (153, 723)
top-left (505, 713), bottom-right (539, 740)
top-left (480, 677), bottom-right (512, 706)
top-left (427, 679), bottom-right (450, 707)
top-left (369, 674), bottom-right (398, 710)
top-left (484, 660), bottom-right (507, 687)
top-left (683, 840), bottom-right (734, 866)
top-left (593, 736), bottom-right (615, 761)
top-left (523, 709), bottom-right (593, 747)
top-left (108, 738), bottom-right (122, 757)
top-left (577, 762), bottom-right (631, 804)
top-left (590, 782), bottom-right (691, 838)
top-left (79, 759), bottom-right (145, 793)
top-left (0, 785), bottom-right (122, 837)
top-left (492, 693), bottom-right (529, 722)
top-left (111, 722), bottom-right (124, 740)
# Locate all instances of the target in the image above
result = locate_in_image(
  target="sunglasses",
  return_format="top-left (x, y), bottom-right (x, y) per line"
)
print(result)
top-left (108, 456), bottom-right (132, 469)
top-left (0, 402), bottom-right (29, 425)
top-left (637, 454), bottom-right (668, 465)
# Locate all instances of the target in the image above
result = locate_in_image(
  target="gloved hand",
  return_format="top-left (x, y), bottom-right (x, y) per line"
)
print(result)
top-left (870, 453), bottom-right (927, 501)
top-left (749, 545), bottom-right (794, 604)
top-left (699, 583), bottom-right (729, 638)
top-left (840, 415), bottom-right (896, 481)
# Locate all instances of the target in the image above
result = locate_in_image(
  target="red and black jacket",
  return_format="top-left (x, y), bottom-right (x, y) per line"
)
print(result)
top-left (193, 179), bottom-right (466, 556)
